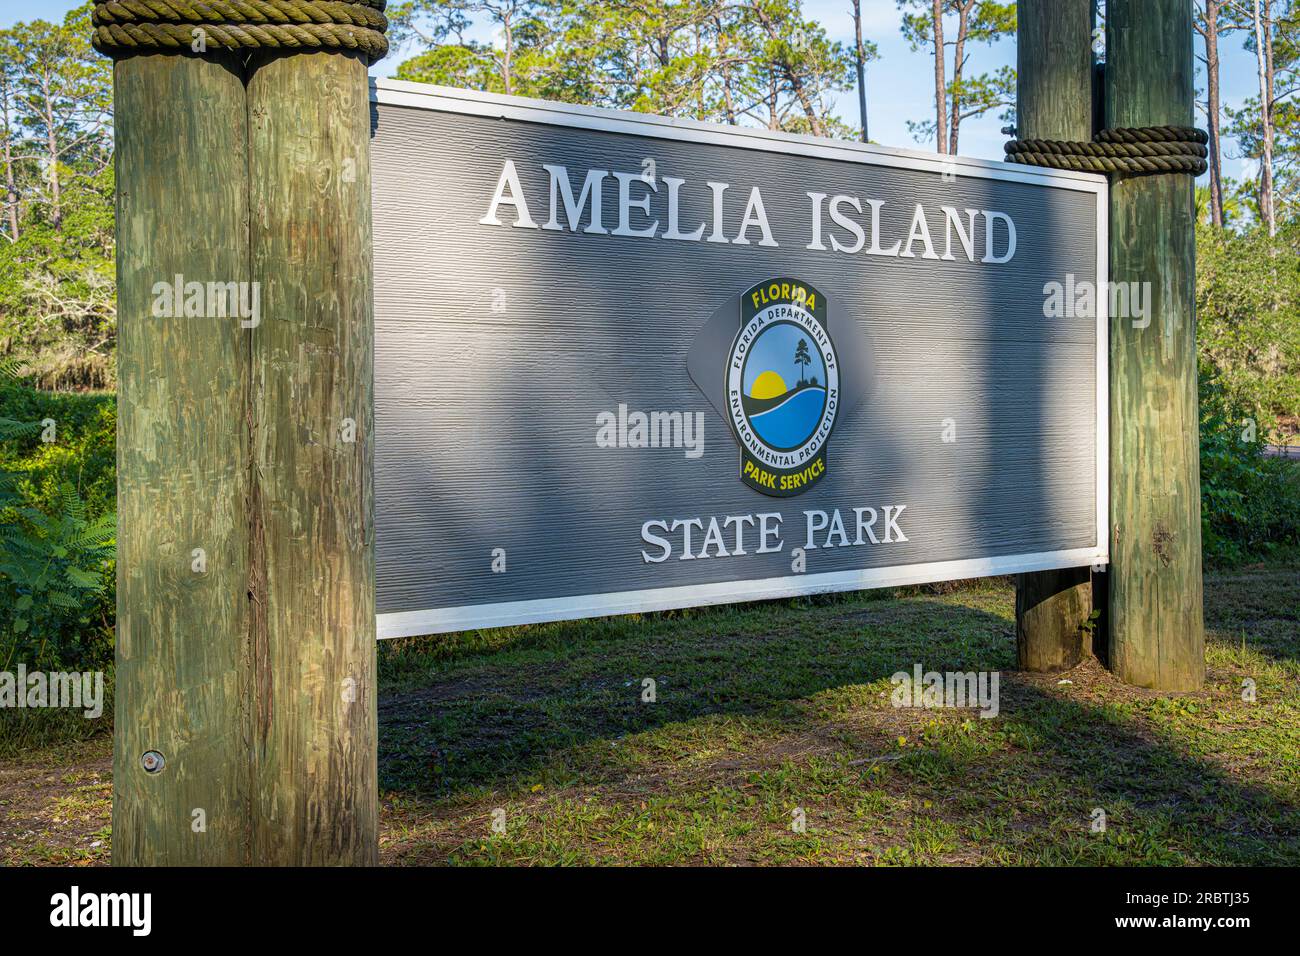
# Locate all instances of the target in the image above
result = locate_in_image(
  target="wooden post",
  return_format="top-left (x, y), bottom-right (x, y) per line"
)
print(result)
top-left (1105, 0), bottom-right (1205, 690)
top-left (1013, 0), bottom-right (1095, 673)
top-left (110, 42), bottom-right (378, 861)
top-left (246, 51), bottom-right (378, 865)
top-left (113, 52), bottom-right (252, 866)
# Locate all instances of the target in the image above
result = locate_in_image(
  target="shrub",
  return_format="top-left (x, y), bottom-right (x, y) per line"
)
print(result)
top-left (0, 483), bottom-right (115, 671)
top-left (1199, 375), bottom-right (1300, 564)
top-left (1, 380), bottom-right (116, 672)
top-left (1196, 222), bottom-right (1300, 437)
top-left (0, 382), bottom-right (116, 518)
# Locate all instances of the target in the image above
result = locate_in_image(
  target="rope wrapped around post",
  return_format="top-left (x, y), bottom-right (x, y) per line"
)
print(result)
top-left (1004, 126), bottom-right (1208, 176)
top-left (90, 0), bottom-right (389, 62)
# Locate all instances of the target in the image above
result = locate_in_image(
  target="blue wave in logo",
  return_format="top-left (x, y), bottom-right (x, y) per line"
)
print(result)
top-left (749, 386), bottom-right (826, 449)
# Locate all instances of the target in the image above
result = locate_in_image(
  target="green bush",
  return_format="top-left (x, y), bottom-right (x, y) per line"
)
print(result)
top-left (1199, 375), bottom-right (1300, 564)
top-left (1196, 222), bottom-right (1300, 436)
top-left (0, 484), bottom-right (115, 671)
top-left (0, 382), bottom-right (116, 517)
top-left (1, 382), bottom-right (116, 672)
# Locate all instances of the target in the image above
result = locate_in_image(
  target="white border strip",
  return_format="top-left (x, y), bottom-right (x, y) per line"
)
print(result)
top-left (369, 78), bottom-right (1111, 639)
top-left (378, 548), bottom-right (1107, 639)
top-left (1094, 189), bottom-right (1111, 561)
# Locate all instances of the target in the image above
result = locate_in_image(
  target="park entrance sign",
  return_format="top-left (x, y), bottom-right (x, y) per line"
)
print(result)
top-left (368, 79), bottom-right (1109, 639)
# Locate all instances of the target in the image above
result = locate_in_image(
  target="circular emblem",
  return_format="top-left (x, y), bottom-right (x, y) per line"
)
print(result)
top-left (727, 278), bottom-right (839, 496)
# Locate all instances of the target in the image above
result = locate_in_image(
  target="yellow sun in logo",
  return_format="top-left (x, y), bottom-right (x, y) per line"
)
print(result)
top-left (749, 370), bottom-right (788, 400)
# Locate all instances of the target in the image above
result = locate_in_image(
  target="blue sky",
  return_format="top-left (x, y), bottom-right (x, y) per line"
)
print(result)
top-left (9, 0), bottom-right (1261, 180)
top-left (744, 322), bottom-right (826, 394)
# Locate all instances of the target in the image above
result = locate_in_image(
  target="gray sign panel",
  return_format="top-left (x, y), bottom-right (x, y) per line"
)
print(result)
top-left (369, 80), bottom-right (1108, 638)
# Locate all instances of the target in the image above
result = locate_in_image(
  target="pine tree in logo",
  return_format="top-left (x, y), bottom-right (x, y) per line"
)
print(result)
top-left (794, 338), bottom-right (811, 387)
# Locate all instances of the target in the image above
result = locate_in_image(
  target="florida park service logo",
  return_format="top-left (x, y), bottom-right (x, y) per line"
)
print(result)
top-left (727, 278), bottom-right (838, 496)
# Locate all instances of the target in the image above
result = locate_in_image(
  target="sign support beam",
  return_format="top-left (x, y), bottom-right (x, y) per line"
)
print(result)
top-left (1104, 0), bottom-right (1205, 690)
top-left (113, 51), bottom-right (253, 866)
top-left (245, 50), bottom-right (378, 864)
top-left (1013, 0), bottom-right (1096, 673)
top-left (109, 41), bottom-right (379, 862)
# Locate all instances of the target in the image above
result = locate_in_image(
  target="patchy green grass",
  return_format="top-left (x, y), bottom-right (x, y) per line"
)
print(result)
top-left (0, 736), bottom-right (111, 866)
top-left (374, 566), bottom-right (1300, 866)
top-left (2, 566), bottom-right (1297, 866)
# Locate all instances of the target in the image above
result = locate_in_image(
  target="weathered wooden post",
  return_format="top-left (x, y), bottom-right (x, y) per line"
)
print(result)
top-left (1105, 0), bottom-right (1205, 690)
top-left (1013, 0), bottom-right (1095, 673)
top-left (1006, 0), bottom-right (1205, 690)
top-left (95, 5), bottom-right (385, 864)
top-left (245, 49), bottom-right (379, 864)
top-left (111, 50), bottom-right (253, 867)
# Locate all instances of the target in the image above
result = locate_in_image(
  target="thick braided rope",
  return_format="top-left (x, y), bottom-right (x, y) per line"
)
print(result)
top-left (1004, 126), bottom-right (1209, 176)
top-left (91, 0), bottom-right (388, 62)
top-left (94, 0), bottom-right (387, 29)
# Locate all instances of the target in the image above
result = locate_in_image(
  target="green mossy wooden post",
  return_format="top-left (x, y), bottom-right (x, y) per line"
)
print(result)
top-left (1013, 0), bottom-right (1095, 672)
top-left (113, 52), bottom-right (253, 866)
top-left (105, 25), bottom-right (381, 862)
top-left (1105, 0), bottom-right (1205, 690)
top-left (246, 50), bottom-right (378, 865)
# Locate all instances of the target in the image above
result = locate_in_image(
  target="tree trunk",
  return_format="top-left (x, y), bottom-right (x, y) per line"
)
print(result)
top-left (852, 0), bottom-right (869, 142)
top-left (1, 75), bottom-right (18, 241)
top-left (751, 4), bottom-right (824, 136)
top-left (1013, 0), bottom-right (1096, 673)
top-left (503, 14), bottom-right (514, 95)
top-left (785, 68), bottom-right (824, 136)
top-left (694, 23), bottom-right (705, 119)
top-left (1252, 0), bottom-right (1276, 235)
top-left (932, 0), bottom-right (948, 153)
top-left (1203, 0), bottom-right (1225, 227)
top-left (717, 18), bottom-right (737, 125)
top-left (949, 0), bottom-right (974, 155)
top-left (1106, 0), bottom-right (1205, 690)
top-left (40, 69), bottom-right (61, 231)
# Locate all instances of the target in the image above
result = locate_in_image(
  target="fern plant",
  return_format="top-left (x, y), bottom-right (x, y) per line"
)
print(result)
top-left (1, 359), bottom-right (116, 670)
top-left (0, 482), bottom-right (115, 671)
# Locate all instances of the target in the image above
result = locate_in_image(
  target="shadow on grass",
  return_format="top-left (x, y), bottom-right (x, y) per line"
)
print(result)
top-left (377, 579), bottom-right (1300, 865)
top-left (1201, 567), bottom-right (1300, 668)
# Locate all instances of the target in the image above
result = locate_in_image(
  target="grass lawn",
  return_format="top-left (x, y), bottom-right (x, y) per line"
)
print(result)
top-left (2, 563), bottom-right (1297, 866)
